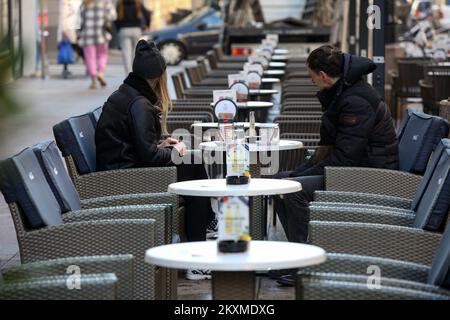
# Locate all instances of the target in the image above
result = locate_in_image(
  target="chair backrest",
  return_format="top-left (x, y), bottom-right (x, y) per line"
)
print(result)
top-left (428, 224), bottom-right (450, 289)
top-left (396, 58), bottom-right (432, 96)
top-left (213, 44), bottom-right (224, 60)
top-left (398, 112), bottom-right (449, 174)
top-left (91, 106), bottom-right (103, 125)
top-left (414, 148), bottom-right (450, 231)
top-left (171, 72), bottom-right (185, 99)
top-left (396, 109), bottom-right (413, 140)
top-left (196, 57), bottom-right (208, 78)
top-left (412, 139), bottom-right (450, 211)
top-left (53, 113), bottom-right (97, 175)
top-left (185, 66), bottom-right (201, 86)
top-left (206, 50), bottom-right (218, 69)
top-left (32, 141), bottom-right (82, 213)
top-left (0, 148), bottom-right (63, 229)
top-left (431, 72), bottom-right (450, 101)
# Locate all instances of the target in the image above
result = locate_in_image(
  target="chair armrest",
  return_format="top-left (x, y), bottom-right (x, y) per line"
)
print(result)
top-left (80, 193), bottom-right (180, 236)
top-left (20, 219), bottom-right (156, 300)
top-left (64, 205), bottom-right (172, 246)
top-left (314, 190), bottom-right (412, 209)
top-left (297, 273), bottom-right (450, 300)
top-left (0, 274), bottom-right (118, 300)
top-left (300, 253), bottom-right (430, 283)
top-left (388, 70), bottom-right (398, 78)
top-left (419, 79), bottom-right (433, 88)
top-left (74, 166), bottom-right (177, 199)
top-left (310, 205), bottom-right (416, 226)
top-left (2, 255), bottom-right (133, 300)
top-left (309, 221), bottom-right (442, 265)
top-left (324, 167), bottom-right (422, 199)
top-left (81, 193), bottom-right (178, 209)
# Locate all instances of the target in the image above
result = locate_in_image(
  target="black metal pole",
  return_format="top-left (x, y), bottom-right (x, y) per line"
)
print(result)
top-left (372, 0), bottom-right (385, 98)
top-left (359, 0), bottom-right (369, 57)
top-left (348, 0), bottom-right (357, 54)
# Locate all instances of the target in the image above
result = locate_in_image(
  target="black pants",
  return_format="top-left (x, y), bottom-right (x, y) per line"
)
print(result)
top-left (273, 172), bottom-right (324, 243)
top-left (177, 163), bottom-right (214, 242)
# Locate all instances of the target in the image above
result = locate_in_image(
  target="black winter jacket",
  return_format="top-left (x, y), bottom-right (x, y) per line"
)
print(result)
top-left (95, 73), bottom-right (172, 171)
top-left (290, 54), bottom-right (399, 177)
top-left (115, 0), bottom-right (151, 30)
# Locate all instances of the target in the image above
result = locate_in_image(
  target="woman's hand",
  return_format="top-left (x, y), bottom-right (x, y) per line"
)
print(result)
top-left (158, 137), bottom-right (179, 148)
top-left (173, 142), bottom-right (187, 157)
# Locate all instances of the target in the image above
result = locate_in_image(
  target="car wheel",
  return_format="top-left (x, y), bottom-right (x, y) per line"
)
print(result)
top-left (159, 41), bottom-right (186, 66)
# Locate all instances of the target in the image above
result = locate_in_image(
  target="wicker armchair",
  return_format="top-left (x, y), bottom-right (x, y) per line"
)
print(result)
top-left (309, 221), bottom-right (442, 265)
top-left (297, 221), bottom-right (450, 300)
top-left (298, 273), bottom-right (449, 300)
top-left (311, 139), bottom-right (450, 222)
top-left (52, 114), bottom-right (178, 200)
top-left (1, 255), bottom-right (133, 300)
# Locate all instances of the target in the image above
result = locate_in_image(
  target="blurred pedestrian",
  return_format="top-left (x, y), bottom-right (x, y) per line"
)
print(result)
top-left (58, 0), bottom-right (83, 78)
top-left (77, 0), bottom-right (116, 89)
top-left (115, 0), bottom-right (152, 74)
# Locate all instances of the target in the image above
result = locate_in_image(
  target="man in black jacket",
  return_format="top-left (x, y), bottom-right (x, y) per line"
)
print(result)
top-left (273, 45), bottom-right (399, 245)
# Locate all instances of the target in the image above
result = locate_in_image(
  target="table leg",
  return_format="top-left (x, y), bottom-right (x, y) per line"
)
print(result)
top-left (212, 271), bottom-right (256, 300)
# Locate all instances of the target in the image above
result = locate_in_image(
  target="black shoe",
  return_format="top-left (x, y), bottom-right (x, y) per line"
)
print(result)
top-left (276, 274), bottom-right (295, 287)
top-left (268, 268), bottom-right (297, 280)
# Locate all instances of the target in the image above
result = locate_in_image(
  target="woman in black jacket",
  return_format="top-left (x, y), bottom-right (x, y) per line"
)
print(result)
top-left (96, 40), bottom-right (214, 280)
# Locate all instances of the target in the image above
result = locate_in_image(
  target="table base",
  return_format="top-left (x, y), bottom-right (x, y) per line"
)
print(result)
top-left (212, 271), bottom-right (257, 300)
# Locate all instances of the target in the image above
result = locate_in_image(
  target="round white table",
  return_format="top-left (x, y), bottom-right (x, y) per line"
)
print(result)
top-left (199, 140), bottom-right (304, 152)
top-left (145, 241), bottom-right (326, 300)
top-left (274, 49), bottom-right (289, 55)
top-left (269, 62), bottom-right (286, 68)
top-left (271, 55), bottom-right (288, 62)
top-left (210, 101), bottom-right (274, 110)
top-left (191, 122), bottom-right (263, 129)
top-left (168, 178), bottom-right (301, 197)
top-left (264, 70), bottom-right (285, 76)
top-left (249, 89), bottom-right (278, 96)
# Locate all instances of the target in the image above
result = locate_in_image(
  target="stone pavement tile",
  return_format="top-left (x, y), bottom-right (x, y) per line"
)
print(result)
top-left (0, 252), bottom-right (20, 271)
top-left (178, 276), bottom-right (212, 300)
top-left (0, 205), bottom-right (19, 262)
top-left (257, 277), bottom-right (295, 300)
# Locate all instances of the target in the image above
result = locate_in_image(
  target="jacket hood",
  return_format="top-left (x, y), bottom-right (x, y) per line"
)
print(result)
top-left (342, 53), bottom-right (377, 86)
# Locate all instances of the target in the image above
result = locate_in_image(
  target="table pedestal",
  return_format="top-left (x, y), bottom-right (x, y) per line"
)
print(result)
top-left (212, 271), bottom-right (257, 300)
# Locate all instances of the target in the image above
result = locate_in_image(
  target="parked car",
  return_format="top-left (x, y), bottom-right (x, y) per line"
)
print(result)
top-left (146, 7), bottom-right (223, 65)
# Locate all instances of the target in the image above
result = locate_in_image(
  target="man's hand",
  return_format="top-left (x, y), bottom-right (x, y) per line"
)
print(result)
top-left (158, 137), bottom-right (179, 148)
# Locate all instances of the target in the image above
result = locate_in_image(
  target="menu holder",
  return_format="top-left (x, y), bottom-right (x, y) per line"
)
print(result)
top-left (245, 71), bottom-right (262, 90)
top-left (243, 62), bottom-right (264, 77)
top-left (229, 82), bottom-right (249, 103)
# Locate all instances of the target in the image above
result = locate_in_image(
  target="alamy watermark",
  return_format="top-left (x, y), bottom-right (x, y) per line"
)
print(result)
top-left (66, 265), bottom-right (81, 290)
top-left (366, 5), bottom-right (382, 30)
top-left (366, 265), bottom-right (381, 290)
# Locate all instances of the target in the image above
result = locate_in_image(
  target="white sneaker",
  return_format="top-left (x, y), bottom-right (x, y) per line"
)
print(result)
top-left (186, 269), bottom-right (212, 280)
top-left (206, 218), bottom-right (218, 240)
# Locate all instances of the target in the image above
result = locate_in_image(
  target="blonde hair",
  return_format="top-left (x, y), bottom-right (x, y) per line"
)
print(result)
top-left (147, 71), bottom-right (172, 135)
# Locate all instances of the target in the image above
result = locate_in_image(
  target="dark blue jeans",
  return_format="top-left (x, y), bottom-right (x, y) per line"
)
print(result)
top-left (273, 173), bottom-right (324, 243)
top-left (177, 164), bottom-right (214, 242)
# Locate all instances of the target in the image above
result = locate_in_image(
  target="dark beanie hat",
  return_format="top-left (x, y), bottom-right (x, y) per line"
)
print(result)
top-left (132, 40), bottom-right (167, 79)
